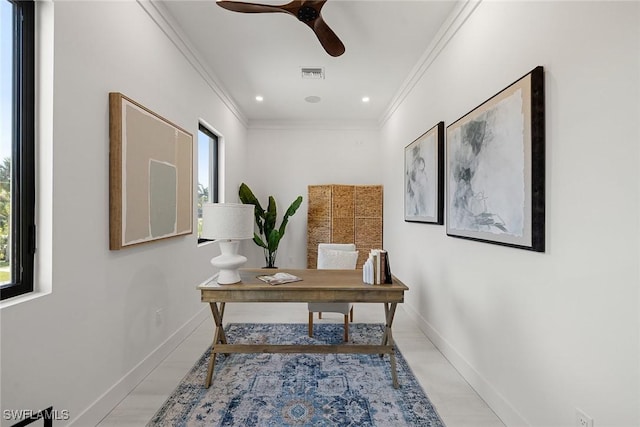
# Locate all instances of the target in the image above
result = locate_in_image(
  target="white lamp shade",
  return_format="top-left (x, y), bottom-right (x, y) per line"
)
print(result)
top-left (201, 203), bottom-right (255, 240)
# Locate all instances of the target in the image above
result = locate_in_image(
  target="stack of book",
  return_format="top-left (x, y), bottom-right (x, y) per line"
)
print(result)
top-left (363, 249), bottom-right (392, 285)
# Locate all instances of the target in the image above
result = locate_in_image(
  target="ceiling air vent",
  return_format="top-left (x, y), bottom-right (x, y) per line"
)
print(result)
top-left (301, 67), bottom-right (325, 80)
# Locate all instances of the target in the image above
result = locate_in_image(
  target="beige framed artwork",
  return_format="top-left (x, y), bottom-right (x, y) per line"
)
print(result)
top-left (109, 93), bottom-right (193, 250)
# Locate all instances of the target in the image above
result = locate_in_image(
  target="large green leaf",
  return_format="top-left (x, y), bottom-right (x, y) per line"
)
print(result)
top-left (279, 196), bottom-right (303, 238)
top-left (267, 228), bottom-right (280, 253)
top-left (238, 183), bottom-right (262, 209)
top-left (253, 233), bottom-right (267, 249)
top-left (264, 196), bottom-right (277, 240)
top-left (239, 183), bottom-right (265, 234)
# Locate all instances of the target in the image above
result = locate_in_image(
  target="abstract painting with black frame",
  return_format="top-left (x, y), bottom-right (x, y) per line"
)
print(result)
top-left (404, 122), bottom-right (444, 224)
top-left (446, 66), bottom-right (545, 251)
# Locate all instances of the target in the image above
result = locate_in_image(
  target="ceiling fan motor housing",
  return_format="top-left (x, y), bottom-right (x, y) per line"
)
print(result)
top-left (297, 6), bottom-right (319, 22)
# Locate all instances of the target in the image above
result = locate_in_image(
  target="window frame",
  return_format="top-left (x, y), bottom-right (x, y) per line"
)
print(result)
top-left (197, 123), bottom-right (219, 244)
top-left (1, 0), bottom-right (36, 300)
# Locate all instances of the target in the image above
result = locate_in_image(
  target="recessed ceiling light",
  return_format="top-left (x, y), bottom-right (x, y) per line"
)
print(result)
top-left (305, 95), bottom-right (321, 103)
top-left (255, 95), bottom-right (264, 102)
top-left (362, 96), bottom-right (370, 103)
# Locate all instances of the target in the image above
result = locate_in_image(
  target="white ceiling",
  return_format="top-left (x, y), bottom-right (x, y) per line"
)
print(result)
top-left (157, 0), bottom-right (459, 126)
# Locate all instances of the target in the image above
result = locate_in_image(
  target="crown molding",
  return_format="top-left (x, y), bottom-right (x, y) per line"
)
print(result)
top-left (138, 0), bottom-right (481, 132)
top-left (379, 0), bottom-right (482, 127)
top-left (137, 0), bottom-right (248, 128)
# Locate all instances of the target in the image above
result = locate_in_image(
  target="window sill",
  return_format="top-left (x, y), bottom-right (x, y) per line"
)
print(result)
top-left (0, 289), bottom-right (51, 310)
top-left (197, 239), bottom-right (216, 248)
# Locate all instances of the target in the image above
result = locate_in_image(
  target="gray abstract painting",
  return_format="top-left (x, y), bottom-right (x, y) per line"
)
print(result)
top-left (406, 133), bottom-right (436, 218)
top-left (404, 122), bottom-right (444, 224)
top-left (446, 66), bottom-right (545, 251)
top-left (448, 90), bottom-right (525, 236)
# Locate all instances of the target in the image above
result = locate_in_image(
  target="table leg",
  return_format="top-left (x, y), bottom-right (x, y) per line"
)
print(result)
top-left (381, 302), bottom-right (399, 388)
top-left (381, 303), bottom-right (389, 350)
top-left (205, 302), bottom-right (226, 388)
top-left (381, 303), bottom-right (397, 346)
top-left (380, 303), bottom-right (394, 355)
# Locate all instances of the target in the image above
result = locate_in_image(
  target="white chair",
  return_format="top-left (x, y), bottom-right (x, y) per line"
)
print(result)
top-left (308, 243), bottom-right (358, 341)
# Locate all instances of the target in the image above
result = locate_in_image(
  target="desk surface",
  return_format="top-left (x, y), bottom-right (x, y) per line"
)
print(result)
top-left (199, 268), bottom-right (408, 303)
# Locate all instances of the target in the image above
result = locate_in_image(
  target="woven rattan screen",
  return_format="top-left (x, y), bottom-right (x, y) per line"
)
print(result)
top-left (307, 185), bottom-right (383, 268)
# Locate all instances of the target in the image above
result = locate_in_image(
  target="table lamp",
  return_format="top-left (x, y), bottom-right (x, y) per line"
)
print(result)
top-left (201, 203), bottom-right (255, 284)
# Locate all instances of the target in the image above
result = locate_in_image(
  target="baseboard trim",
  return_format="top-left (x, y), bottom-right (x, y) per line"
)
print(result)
top-left (401, 302), bottom-right (529, 426)
top-left (70, 307), bottom-right (209, 427)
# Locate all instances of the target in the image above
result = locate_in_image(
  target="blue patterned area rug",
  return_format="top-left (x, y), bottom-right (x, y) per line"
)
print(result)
top-left (148, 323), bottom-right (445, 426)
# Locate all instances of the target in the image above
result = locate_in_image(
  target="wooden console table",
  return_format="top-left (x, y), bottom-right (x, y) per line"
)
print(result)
top-left (198, 268), bottom-right (409, 389)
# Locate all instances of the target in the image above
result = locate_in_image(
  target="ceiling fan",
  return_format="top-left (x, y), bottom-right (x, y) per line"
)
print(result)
top-left (216, 0), bottom-right (346, 57)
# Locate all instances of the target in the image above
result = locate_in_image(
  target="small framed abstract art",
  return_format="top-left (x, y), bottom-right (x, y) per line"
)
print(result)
top-left (404, 121), bottom-right (444, 224)
top-left (446, 66), bottom-right (545, 251)
top-left (109, 93), bottom-right (193, 250)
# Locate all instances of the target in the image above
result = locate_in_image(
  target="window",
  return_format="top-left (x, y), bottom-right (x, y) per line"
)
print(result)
top-left (197, 124), bottom-right (219, 243)
top-left (0, 0), bottom-right (36, 300)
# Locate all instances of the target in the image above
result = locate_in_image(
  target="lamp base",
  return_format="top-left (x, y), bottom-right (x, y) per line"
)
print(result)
top-left (211, 240), bottom-right (247, 284)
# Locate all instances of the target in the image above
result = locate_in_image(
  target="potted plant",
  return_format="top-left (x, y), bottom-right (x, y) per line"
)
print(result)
top-left (238, 183), bottom-right (303, 268)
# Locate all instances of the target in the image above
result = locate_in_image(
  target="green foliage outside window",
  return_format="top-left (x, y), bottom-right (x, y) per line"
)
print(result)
top-left (197, 183), bottom-right (209, 237)
top-left (0, 157), bottom-right (10, 263)
top-left (0, 158), bottom-right (10, 282)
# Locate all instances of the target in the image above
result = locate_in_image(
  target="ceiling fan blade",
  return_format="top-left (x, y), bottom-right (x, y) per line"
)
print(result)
top-left (216, 1), bottom-right (286, 14)
top-left (313, 15), bottom-right (345, 57)
top-left (217, 0), bottom-right (345, 57)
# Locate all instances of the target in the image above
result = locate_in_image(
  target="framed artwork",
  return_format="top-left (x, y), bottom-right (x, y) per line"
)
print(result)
top-left (109, 93), bottom-right (193, 250)
top-left (446, 66), bottom-right (545, 251)
top-left (405, 122), bottom-right (444, 224)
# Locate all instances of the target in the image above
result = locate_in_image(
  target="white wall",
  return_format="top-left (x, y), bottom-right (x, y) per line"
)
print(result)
top-left (2, 1), bottom-right (638, 427)
top-left (0, 2), bottom-right (248, 426)
top-left (381, 1), bottom-right (639, 426)
top-left (243, 126), bottom-right (382, 269)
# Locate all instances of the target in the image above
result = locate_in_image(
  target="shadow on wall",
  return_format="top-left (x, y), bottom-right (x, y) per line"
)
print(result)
top-left (123, 265), bottom-right (170, 372)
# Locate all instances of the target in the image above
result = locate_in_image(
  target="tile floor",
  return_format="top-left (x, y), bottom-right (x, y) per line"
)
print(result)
top-left (98, 303), bottom-right (505, 426)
